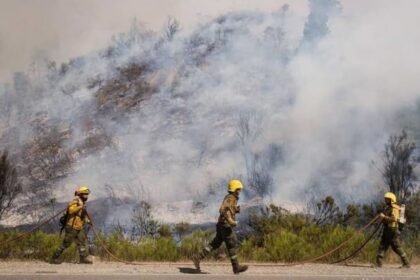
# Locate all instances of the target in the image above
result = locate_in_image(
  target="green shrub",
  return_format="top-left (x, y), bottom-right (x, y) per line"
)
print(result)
top-left (132, 237), bottom-right (178, 261)
top-left (0, 230), bottom-right (77, 261)
top-left (178, 229), bottom-right (213, 259)
top-left (0, 217), bottom-right (418, 264)
top-left (263, 231), bottom-right (315, 262)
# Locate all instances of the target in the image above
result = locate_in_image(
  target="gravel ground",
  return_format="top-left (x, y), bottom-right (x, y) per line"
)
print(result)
top-left (0, 260), bottom-right (418, 278)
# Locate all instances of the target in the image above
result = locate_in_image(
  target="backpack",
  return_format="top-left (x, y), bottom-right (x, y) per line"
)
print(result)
top-left (59, 211), bottom-right (68, 227)
top-left (59, 209), bottom-right (69, 236)
top-left (398, 204), bottom-right (407, 231)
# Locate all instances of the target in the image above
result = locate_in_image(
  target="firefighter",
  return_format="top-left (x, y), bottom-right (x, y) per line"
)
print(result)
top-left (50, 186), bottom-right (93, 264)
top-left (192, 179), bottom-right (248, 274)
top-left (376, 192), bottom-right (410, 268)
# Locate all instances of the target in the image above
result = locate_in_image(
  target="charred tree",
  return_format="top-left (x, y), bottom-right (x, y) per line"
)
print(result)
top-left (0, 150), bottom-right (22, 220)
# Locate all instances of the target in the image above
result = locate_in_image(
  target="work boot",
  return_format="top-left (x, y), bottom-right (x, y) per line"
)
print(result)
top-left (400, 256), bottom-right (410, 269)
top-left (192, 247), bottom-right (211, 271)
top-left (375, 256), bottom-right (383, 268)
top-left (400, 264), bottom-right (411, 269)
top-left (49, 251), bottom-right (62, 264)
top-left (49, 257), bottom-right (62, 265)
top-left (233, 264), bottom-right (248, 274)
top-left (232, 258), bottom-right (248, 274)
top-left (79, 255), bottom-right (93, 264)
top-left (192, 255), bottom-right (201, 271)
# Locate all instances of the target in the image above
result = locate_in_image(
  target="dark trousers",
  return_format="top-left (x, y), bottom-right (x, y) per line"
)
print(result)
top-left (377, 227), bottom-right (409, 265)
top-left (53, 226), bottom-right (88, 259)
top-left (200, 223), bottom-right (238, 264)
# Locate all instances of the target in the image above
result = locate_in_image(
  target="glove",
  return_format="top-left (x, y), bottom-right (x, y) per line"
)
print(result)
top-left (231, 221), bottom-right (238, 227)
top-left (236, 205), bottom-right (241, 213)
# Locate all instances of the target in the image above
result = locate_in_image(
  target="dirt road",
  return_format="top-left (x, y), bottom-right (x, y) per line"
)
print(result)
top-left (0, 261), bottom-right (418, 280)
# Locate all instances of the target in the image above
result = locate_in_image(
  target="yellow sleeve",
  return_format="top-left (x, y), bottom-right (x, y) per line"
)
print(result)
top-left (383, 206), bottom-right (399, 223)
top-left (224, 209), bottom-right (236, 225)
top-left (220, 196), bottom-right (236, 225)
top-left (68, 200), bottom-right (83, 215)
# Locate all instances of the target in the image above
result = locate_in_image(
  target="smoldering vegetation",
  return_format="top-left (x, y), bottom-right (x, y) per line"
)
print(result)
top-left (0, 0), bottom-right (419, 230)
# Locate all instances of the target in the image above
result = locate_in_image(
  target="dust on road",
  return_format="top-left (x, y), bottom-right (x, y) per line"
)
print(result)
top-left (0, 261), bottom-right (418, 280)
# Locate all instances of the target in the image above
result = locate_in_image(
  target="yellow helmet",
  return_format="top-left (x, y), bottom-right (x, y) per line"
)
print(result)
top-left (76, 186), bottom-right (90, 195)
top-left (384, 192), bottom-right (397, 203)
top-left (228, 179), bottom-right (243, 193)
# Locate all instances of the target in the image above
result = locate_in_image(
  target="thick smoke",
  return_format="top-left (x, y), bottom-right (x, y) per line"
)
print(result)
top-left (302, 0), bottom-right (340, 46)
top-left (1, 0), bottom-right (419, 224)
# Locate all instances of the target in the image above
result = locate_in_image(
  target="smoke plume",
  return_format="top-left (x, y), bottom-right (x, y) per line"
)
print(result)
top-left (1, 0), bottom-right (419, 224)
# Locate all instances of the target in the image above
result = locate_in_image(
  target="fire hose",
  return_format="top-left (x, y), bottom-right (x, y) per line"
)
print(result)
top-left (84, 212), bottom-right (144, 265)
top-left (331, 222), bottom-right (383, 265)
top-left (274, 215), bottom-right (381, 266)
top-left (0, 208), bottom-right (142, 265)
top-left (0, 210), bottom-right (381, 266)
top-left (0, 208), bottom-right (66, 247)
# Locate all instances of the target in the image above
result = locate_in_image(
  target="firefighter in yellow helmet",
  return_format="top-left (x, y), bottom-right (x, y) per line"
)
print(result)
top-left (376, 192), bottom-right (410, 268)
top-left (50, 186), bottom-right (93, 264)
top-left (192, 179), bottom-right (248, 274)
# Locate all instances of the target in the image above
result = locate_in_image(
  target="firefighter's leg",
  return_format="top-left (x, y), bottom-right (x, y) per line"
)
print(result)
top-left (75, 229), bottom-right (92, 264)
top-left (51, 227), bottom-right (75, 264)
top-left (390, 232), bottom-right (410, 268)
top-left (224, 227), bottom-right (247, 274)
top-left (208, 224), bottom-right (225, 251)
top-left (192, 224), bottom-right (224, 270)
top-left (376, 232), bottom-right (390, 267)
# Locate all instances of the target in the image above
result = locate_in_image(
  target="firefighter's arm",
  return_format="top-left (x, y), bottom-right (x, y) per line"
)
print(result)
top-left (68, 200), bottom-right (84, 215)
top-left (220, 197), bottom-right (237, 226)
top-left (380, 208), bottom-right (398, 223)
top-left (83, 210), bottom-right (92, 224)
top-left (224, 209), bottom-right (237, 226)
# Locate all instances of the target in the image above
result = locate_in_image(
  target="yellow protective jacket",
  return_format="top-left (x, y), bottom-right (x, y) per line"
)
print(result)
top-left (66, 197), bottom-right (90, 230)
top-left (218, 193), bottom-right (239, 226)
top-left (382, 203), bottom-right (400, 229)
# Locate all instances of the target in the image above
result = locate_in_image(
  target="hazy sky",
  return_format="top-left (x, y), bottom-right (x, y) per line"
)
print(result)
top-left (0, 0), bottom-right (311, 83)
top-left (0, 0), bottom-right (376, 85)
